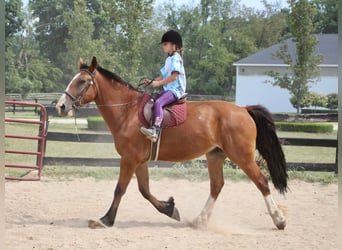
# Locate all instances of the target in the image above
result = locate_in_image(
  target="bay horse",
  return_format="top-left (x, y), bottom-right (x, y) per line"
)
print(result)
top-left (56, 56), bottom-right (288, 230)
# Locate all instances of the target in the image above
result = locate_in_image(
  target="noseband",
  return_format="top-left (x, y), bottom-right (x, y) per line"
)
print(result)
top-left (64, 69), bottom-right (97, 110)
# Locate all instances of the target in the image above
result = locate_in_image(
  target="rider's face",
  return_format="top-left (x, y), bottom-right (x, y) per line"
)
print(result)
top-left (162, 42), bottom-right (176, 54)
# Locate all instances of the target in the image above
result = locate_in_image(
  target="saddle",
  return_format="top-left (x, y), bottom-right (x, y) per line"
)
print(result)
top-left (138, 93), bottom-right (187, 128)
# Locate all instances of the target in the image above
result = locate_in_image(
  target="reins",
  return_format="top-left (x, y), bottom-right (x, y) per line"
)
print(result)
top-left (90, 74), bottom-right (150, 107)
top-left (95, 94), bottom-right (143, 108)
top-left (66, 68), bottom-right (145, 109)
top-left (69, 69), bottom-right (146, 141)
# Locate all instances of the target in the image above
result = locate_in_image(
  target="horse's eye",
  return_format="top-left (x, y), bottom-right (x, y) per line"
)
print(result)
top-left (77, 80), bottom-right (86, 86)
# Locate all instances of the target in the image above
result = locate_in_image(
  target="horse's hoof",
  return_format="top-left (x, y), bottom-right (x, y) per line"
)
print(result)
top-left (276, 220), bottom-right (286, 230)
top-left (272, 209), bottom-right (286, 230)
top-left (171, 207), bottom-right (180, 221)
top-left (88, 219), bottom-right (107, 229)
top-left (189, 218), bottom-right (206, 229)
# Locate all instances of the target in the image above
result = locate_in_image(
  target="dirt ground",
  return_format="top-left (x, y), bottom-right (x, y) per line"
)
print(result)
top-left (5, 177), bottom-right (337, 250)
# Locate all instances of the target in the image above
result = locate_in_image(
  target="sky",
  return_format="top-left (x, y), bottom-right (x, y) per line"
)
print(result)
top-left (155, 0), bottom-right (288, 10)
top-left (22, 0), bottom-right (288, 10)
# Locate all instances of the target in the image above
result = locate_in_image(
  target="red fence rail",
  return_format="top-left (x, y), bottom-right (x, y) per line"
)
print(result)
top-left (5, 101), bottom-right (48, 181)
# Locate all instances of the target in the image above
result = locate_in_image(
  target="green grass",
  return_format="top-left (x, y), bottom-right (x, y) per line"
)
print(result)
top-left (4, 113), bottom-right (338, 184)
top-left (276, 130), bottom-right (337, 163)
top-left (277, 130), bottom-right (337, 139)
top-left (38, 164), bottom-right (337, 185)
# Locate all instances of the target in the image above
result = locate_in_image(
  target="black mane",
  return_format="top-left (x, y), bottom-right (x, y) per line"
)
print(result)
top-left (79, 63), bottom-right (141, 92)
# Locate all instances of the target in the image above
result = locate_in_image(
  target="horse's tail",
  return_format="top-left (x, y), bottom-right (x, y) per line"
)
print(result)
top-left (246, 105), bottom-right (288, 194)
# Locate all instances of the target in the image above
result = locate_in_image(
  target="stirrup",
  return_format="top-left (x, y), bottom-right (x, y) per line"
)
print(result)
top-left (140, 126), bottom-right (160, 142)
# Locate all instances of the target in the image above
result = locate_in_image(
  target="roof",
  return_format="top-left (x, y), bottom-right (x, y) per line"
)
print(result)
top-left (234, 34), bottom-right (338, 67)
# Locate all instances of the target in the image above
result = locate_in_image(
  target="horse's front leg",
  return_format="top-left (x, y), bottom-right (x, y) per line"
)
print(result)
top-left (191, 149), bottom-right (226, 228)
top-left (135, 161), bottom-right (180, 221)
top-left (88, 157), bottom-right (138, 229)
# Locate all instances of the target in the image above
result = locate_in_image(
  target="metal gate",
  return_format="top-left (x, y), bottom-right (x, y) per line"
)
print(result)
top-left (5, 101), bottom-right (48, 181)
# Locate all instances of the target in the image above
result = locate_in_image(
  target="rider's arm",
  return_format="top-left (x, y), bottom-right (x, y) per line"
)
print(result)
top-left (143, 76), bottom-right (162, 85)
top-left (152, 71), bottom-right (179, 87)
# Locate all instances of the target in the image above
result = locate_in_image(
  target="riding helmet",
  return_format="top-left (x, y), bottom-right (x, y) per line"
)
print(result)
top-left (160, 30), bottom-right (182, 49)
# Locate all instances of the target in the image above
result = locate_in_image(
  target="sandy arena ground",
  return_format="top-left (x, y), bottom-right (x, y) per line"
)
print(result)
top-left (5, 177), bottom-right (337, 250)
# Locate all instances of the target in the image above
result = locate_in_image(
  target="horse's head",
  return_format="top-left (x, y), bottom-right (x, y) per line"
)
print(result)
top-left (56, 56), bottom-right (99, 117)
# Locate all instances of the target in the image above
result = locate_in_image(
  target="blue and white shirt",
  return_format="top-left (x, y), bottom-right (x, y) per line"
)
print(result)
top-left (160, 53), bottom-right (186, 99)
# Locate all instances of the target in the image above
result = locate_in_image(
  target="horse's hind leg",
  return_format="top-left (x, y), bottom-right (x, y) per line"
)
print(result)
top-left (237, 159), bottom-right (286, 230)
top-left (192, 148), bottom-right (226, 228)
top-left (135, 162), bottom-right (180, 221)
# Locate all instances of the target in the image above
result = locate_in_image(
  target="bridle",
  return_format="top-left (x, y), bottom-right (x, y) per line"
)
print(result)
top-left (64, 68), bottom-right (144, 110)
top-left (64, 69), bottom-right (97, 110)
top-left (64, 67), bottom-right (144, 142)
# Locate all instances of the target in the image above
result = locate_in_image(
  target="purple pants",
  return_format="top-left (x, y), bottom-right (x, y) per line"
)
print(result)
top-left (154, 91), bottom-right (177, 127)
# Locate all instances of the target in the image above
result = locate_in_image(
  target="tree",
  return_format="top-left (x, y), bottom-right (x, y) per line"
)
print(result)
top-left (7, 0), bottom-right (332, 97)
top-left (266, 0), bottom-right (323, 114)
top-left (29, 0), bottom-right (72, 76)
top-left (5, 0), bottom-right (24, 95)
top-left (242, 0), bottom-right (289, 49)
top-left (157, 0), bottom-right (290, 96)
top-left (5, 4), bottom-right (63, 95)
top-left (108, 0), bottom-right (154, 81)
top-left (326, 93), bottom-right (338, 110)
top-left (63, 0), bottom-right (102, 76)
top-left (160, 0), bottom-right (239, 95)
top-left (5, 0), bottom-right (23, 39)
top-left (312, 0), bottom-right (338, 33)
top-left (28, 0), bottom-right (153, 85)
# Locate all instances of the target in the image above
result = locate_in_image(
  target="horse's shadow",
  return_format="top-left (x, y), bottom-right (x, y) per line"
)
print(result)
top-left (8, 217), bottom-right (191, 229)
top-left (115, 220), bottom-right (189, 229)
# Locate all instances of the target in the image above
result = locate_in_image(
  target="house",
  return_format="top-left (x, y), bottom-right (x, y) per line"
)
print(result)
top-left (233, 34), bottom-right (338, 112)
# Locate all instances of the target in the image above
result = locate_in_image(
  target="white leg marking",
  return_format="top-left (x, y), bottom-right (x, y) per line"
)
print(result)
top-left (264, 194), bottom-right (286, 230)
top-left (191, 196), bottom-right (216, 228)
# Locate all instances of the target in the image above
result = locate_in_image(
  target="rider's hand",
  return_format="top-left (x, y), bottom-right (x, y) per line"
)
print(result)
top-left (143, 79), bottom-right (152, 86)
top-left (151, 80), bottom-right (161, 88)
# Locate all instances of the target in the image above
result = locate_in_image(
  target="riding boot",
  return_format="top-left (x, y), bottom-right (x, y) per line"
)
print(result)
top-left (140, 126), bottom-right (161, 142)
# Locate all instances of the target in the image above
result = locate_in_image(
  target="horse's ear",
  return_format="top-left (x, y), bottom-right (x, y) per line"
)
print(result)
top-left (89, 56), bottom-right (98, 72)
top-left (79, 57), bottom-right (84, 66)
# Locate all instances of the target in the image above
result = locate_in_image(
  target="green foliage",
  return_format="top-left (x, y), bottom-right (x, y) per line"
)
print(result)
top-left (5, 0), bottom-right (332, 98)
top-left (301, 108), bottom-right (337, 114)
top-left (275, 122), bottom-right (333, 133)
top-left (5, 0), bottom-right (23, 38)
top-left (87, 116), bottom-right (108, 131)
top-left (160, 0), bottom-right (282, 95)
top-left (290, 92), bottom-right (328, 109)
top-left (5, 5), bottom-right (64, 94)
top-left (312, 0), bottom-right (338, 33)
top-left (63, 0), bottom-right (101, 75)
top-left (266, 0), bottom-right (323, 114)
top-left (326, 93), bottom-right (338, 110)
top-left (29, 0), bottom-right (73, 83)
top-left (111, 0), bottom-right (154, 81)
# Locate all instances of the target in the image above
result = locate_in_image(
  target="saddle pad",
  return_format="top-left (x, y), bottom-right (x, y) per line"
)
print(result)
top-left (138, 93), bottom-right (187, 128)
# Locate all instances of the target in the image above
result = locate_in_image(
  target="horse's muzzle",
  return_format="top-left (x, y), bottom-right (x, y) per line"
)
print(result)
top-left (56, 95), bottom-right (74, 117)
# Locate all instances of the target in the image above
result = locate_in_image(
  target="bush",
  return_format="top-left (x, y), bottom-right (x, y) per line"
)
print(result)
top-left (275, 122), bottom-right (333, 133)
top-left (87, 116), bottom-right (108, 131)
top-left (327, 93), bottom-right (338, 110)
top-left (301, 108), bottom-right (337, 114)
